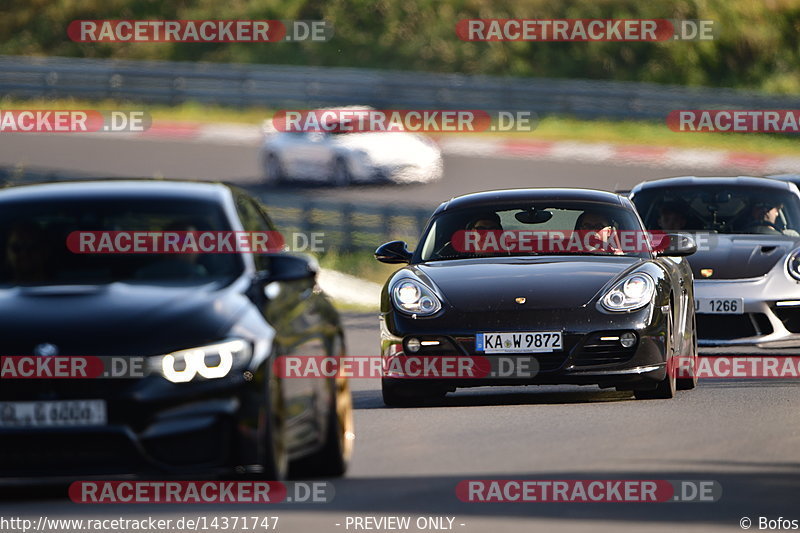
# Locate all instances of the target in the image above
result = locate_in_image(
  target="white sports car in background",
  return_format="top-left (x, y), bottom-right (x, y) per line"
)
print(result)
top-left (260, 110), bottom-right (443, 186)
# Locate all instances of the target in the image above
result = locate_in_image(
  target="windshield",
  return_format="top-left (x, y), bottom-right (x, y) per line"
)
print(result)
top-left (0, 197), bottom-right (244, 286)
top-left (417, 201), bottom-right (650, 261)
top-left (632, 185), bottom-right (800, 236)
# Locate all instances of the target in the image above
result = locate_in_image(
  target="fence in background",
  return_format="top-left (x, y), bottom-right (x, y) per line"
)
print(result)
top-left (264, 193), bottom-right (429, 251)
top-left (4, 54), bottom-right (800, 251)
top-left (3, 55), bottom-right (800, 120)
top-left (0, 167), bottom-right (431, 252)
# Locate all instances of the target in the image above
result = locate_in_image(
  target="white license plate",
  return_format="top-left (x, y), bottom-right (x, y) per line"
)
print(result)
top-left (477, 332), bottom-right (563, 354)
top-left (695, 298), bottom-right (744, 315)
top-left (0, 400), bottom-right (107, 428)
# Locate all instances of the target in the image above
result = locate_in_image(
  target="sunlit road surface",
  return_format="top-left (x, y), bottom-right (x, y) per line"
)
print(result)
top-left (0, 132), bottom-right (718, 208)
top-left (1, 313), bottom-right (798, 533)
top-left (1, 134), bottom-right (798, 531)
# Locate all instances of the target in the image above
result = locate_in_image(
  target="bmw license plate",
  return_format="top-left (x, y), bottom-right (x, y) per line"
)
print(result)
top-left (695, 298), bottom-right (744, 314)
top-left (0, 400), bottom-right (107, 428)
top-left (476, 332), bottom-right (563, 354)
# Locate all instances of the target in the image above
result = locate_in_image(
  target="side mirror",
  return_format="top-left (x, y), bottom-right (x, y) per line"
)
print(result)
top-left (259, 254), bottom-right (318, 282)
top-left (375, 240), bottom-right (412, 264)
top-left (655, 233), bottom-right (697, 257)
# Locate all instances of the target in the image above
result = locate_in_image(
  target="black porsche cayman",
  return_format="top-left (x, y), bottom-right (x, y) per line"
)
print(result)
top-left (375, 188), bottom-right (698, 405)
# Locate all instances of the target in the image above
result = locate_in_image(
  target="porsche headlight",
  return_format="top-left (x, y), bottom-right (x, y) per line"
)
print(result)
top-left (148, 339), bottom-right (252, 383)
top-left (601, 273), bottom-right (656, 312)
top-left (391, 279), bottom-right (441, 316)
top-left (787, 248), bottom-right (800, 281)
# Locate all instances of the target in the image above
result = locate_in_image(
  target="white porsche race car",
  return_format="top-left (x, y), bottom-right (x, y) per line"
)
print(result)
top-left (260, 108), bottom-right (443, 186)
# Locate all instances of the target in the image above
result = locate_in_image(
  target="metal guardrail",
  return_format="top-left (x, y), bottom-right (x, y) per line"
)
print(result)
top-left (0, 167), bottom-right (431, 252)
top-left (3, 55), bottom-right (800, 120)
top-left (4, 55), bottom-right (799, 251)
top-left (264, 194), bottom-right (429, 251)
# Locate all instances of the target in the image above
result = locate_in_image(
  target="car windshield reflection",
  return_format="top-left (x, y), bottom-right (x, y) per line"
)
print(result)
top-left (417, 202), bottom-right (652, 261)
top-left (0, 198), bottom-right (244, 286)
top-left (633, 185), bottom-right (800, 237)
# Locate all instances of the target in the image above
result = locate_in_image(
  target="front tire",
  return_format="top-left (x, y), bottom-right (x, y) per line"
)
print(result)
top-left (677, 315), bottom-right (699, 390)
top-left (634, 368), bottom-right (676, 400)
top-left (257, 356), bottom-right (289, 479)
top-left (634, 303), bottom-right (676, 400)
top-left (292, 373), bottom-right (354, 477)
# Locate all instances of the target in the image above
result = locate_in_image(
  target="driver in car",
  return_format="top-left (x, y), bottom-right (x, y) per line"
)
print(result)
top-left (746, 200), bottom-right (800, 236)
top-left (436, 213), bottom-right (503, 257)
top-left (658, 202), bottom-right (689, 231)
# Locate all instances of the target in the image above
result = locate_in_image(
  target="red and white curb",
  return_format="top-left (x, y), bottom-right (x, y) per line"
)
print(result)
top-left (83, 120), bottom-right (800, 303)
top-left (435, 137), bottom-right (800, 174)
top-left (125, 121), bottom-right (800, 174)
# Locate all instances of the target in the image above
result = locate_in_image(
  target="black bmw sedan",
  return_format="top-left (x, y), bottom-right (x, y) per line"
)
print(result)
top-left (375, 188), bottom-right (698, 405)
top-left (0, 180), bottom-right (353, 480)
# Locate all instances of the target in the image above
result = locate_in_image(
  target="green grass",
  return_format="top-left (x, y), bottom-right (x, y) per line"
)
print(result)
top-left (4, 97), bottom-right (800, 156)
top-left (316, 249), bottom-right (400, 285)
top-left (0, 97), bottom-right (272, 125)
top-left (331, 300), bottom-right (380, 313)
top-left (497, 116), bottom-right (800, 156)
top-left (8, 96), bottom-right (800, 288)
top-left (316, 250), bottom-right (390, 312)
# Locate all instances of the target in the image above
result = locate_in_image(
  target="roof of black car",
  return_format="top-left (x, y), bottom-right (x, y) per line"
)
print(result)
top-left (768, 174), bottom-right (800, 184)
top-left (0, 179), bottom-right (232, 203)
top-left (631, 176), bottom-right (796, 195)
top-left (435, 188), bottom-right (625, 215)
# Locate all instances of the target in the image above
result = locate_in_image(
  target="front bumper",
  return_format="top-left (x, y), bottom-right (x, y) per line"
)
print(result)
top-left (694, 277), bottom-right (800, 347)
top-left (351, 158), bottom-right (443, 184)
top-left (0, 372), bottom-right (265, 479)
top-left (379, 304), bottom-right (670, 390)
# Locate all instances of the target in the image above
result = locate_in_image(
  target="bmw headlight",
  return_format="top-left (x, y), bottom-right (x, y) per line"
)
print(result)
top-left (148, 339), bottom-right (252, 383)
top-left (391, 278), bottom-right (442, 316)
top-left (787, 248), bottom-right (800, 281)
top-left (601, 273), bottom-right (656, 312)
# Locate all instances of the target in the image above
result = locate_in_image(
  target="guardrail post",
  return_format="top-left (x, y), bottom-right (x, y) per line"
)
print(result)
top-left (341, 203), bottom-right (354, 252)
top-left (238, 71), bottom-right (248, 108)
top-left (3, 55), bottom-right (800, 120)
top-left (302, 201), bottom-right (316, 237)
top-left (382, 207), bottom-right (394, 242)
top-left (415, 211), bottom-right (428, 237)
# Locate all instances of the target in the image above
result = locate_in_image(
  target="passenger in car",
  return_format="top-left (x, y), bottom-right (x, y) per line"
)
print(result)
top-left (574, 211), bottom-right (624, 255)
top-left (134, 223), bottom-right (209, 279)
top-left (657, 203), bottom-right (689, 231)
top-left (435, 213), bottom-right (503, 258)
top-left (466, 213), bottom-right (503, 231)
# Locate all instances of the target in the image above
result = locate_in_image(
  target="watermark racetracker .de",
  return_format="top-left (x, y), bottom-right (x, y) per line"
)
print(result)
top-left (67, 20), bottom-right (334, 42)
top-left (456, 19), bottom-right (716, 41)
top-left (0, 110), bottom-right (150, 133)
top-left (65, 231), bottom-right (325, 254)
